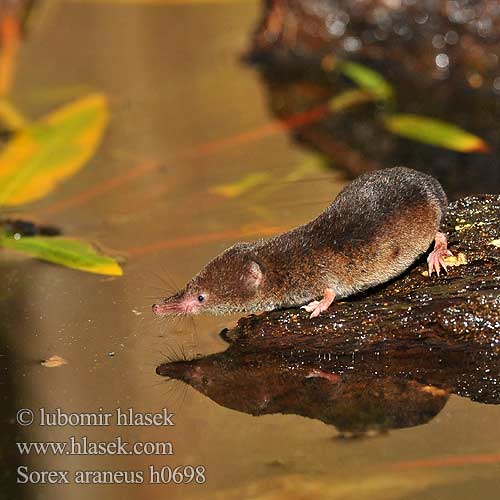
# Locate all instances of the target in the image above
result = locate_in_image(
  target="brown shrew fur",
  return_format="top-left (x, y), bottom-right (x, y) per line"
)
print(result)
top-left (153, 167), bottom-right (447, 316)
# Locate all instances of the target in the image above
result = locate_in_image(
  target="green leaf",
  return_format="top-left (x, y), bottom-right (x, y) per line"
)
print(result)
top-left (210, 172), bottom-right (271, 198)
top-left (338, 62), bottom-right (393, 101)
top-left (383, 113), bottom-right (489, 153)
top-left (0, 93), bottom-right (109, 207)
top-left (0, 234), bottom-right (123, 276)
top-left (328, 89), bottom-right (377, 113)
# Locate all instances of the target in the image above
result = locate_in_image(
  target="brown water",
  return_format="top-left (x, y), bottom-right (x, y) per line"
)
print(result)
top-left (1, 1), bottom-right (500, 499)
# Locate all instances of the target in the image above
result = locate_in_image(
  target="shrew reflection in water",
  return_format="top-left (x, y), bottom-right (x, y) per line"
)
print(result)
top-left (157, 322), bottom-right (500, 437)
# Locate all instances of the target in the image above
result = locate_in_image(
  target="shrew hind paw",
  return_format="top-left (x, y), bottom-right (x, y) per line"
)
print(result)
top-left (427, 231), bottom-right (453, 277)
top-left (302, 289), bottom-right (336, 319)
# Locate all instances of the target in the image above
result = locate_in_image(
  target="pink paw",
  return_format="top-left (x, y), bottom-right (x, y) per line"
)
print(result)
top-left (301, 300), bottom-right (320, 313)
top-left (427, 248), bottom-right (452, 277)
top-left (427, 232), bottom-right (453, 277)
top-left (301, 300), bottom-right (328, 318)
top-left (300, 289), bottom-right (336, 318)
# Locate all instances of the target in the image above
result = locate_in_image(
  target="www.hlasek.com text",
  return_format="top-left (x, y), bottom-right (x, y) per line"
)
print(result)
top-left (17, 436), bottom-right (174, 456)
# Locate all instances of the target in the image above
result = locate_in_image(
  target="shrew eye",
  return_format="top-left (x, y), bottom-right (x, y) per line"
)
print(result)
top-left (198, 294), bottom-right (205, 302)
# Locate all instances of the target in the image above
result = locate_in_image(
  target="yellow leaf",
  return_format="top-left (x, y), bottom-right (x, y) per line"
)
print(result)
top-left (0, 93), bottom-right (109, 206)
top-left (210, 172), bottom-right (271, 198)
top-left (0, 98), bottom-right (28, 130)
top-left (383, 113), bottom-right (489, 153)
top-left (283, 156), bottom-right (326, 182)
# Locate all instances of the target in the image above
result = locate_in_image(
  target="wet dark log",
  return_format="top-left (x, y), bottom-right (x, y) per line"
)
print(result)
top-left (224, 195), bottom-right (500, 350)
top-left (0, 218), bottom-right (61, 236)
top-left (157, 195), bottom-right (500, 435)
top-left (245, 0), bottom-right (500, 196)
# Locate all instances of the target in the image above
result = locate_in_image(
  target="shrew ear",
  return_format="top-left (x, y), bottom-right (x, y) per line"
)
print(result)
top-left (245, 260), bottom-right (263, 289)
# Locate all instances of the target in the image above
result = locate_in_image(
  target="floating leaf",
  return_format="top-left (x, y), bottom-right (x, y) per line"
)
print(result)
top-left (339, 61), bottom-right (393, 101)
top-left (0, 235), bottom-right (123, 276)
top-left (383, 113), bottom-right (488, 152)
top-left (41, 355), bottom-right (67, 368)
top-left (329, 89), bottom-right (377, 113)
top-left (0, 93), bottom-right (109, 207)
top-left (210, 172), bottom-right (271, 198)
top-left (283, 156), bottom-right (326, 182)
top-left (0, 98), bottom-right (27, 130)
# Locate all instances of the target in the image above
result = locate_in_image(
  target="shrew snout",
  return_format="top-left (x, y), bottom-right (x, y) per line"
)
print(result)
top-left (152, 303), bottom-right (166, 315)
top-left (152, 291), bottom-right (205, 316)
top-left (152, 292), bottom-right (183, 316)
